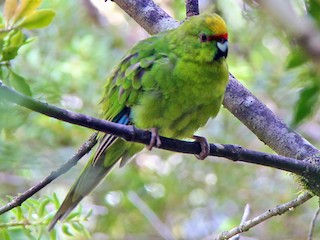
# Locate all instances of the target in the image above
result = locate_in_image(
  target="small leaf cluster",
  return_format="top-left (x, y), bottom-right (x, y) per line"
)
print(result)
top-left (0, 0), bottom-right (55, 136)
top-left (0, 194), bottom-right (91, 240)
top-left (0, 0), bottom-right (55, 96)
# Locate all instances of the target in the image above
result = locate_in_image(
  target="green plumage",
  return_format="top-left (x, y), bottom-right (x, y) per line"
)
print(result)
top-left (49, 13), bottom-right (229, 230)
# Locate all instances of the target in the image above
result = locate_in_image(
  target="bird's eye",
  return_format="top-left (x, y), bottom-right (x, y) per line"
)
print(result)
top-left (199, 33), bottom-right (208, 42)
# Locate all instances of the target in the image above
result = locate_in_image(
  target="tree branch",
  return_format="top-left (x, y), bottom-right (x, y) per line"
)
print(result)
top-left (1, 81), bottom-right (320, 179)
top-left (128, 191), bottom-right (175, 240)
top-left (186, 0), bottom-right (199, 17)
top-left (0, 133), bottom-right (98, 215)
top-left (230, 204), bottom-right (251, 240)
top-left (112, 0), bottom-right (179, 35)
top-left (308, 207), bottom-right (320, 240)
top-left (216, 192), bottom-right (313, 240)
top-left (224, 74), bottom-right (319, 159)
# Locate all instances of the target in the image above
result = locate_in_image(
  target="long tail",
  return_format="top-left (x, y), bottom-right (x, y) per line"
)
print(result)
top-left (48, 134), bottom-right (121, 231)
top-left (48, 109), bottom-right (131, 231)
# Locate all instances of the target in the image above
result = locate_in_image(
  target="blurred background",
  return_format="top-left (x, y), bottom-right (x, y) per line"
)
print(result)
top-left (0, 0), bottom-right (319, 239)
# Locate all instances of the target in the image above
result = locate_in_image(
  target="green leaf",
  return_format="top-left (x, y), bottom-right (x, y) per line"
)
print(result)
top-left (12, 0), bottom-right (42, 25)
top-left (52, 193), bottom-right (60, 209)
top-left (18, 9), bottom-right (56, 29)
top-left (65, 211), bottom-right (81, 221)
top-left (286, 49), bottom-right (308, 69)
top-left (292, 82), bottom-right (320, 126)
top-left (9, 70), bottom-right (32, 96)
top-left (1, 46), bottom-right (19, 61)
top-left (49, 229), bottom-right (57, 240)
top-left (307, 0), bottom-right (320, 27)
top-left (0, 40), bottom-right (3, 53)
top-left (9, 30), bottom-right (25, 47)
top-left (38, 198), bottom-right (50, 217)
top-left (0, 31), bottom-right (9, 41)
top-left (62, 225), bottom-right (73, 237)
top-left (84, 209), bottom-right (93, 219)
top-left (3, 0), bottom-right (18, 26)
top-left (1, 67), bottom-right (10, 85)
top-left (71, 222), bottom-right (82, 232)
top-left (15, 206), bottom-right (23, 221)
top-left (1, 229), bottom-right (11, 240)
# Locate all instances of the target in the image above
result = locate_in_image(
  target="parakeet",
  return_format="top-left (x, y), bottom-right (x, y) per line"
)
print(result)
top-left (48, 13), bottom-right (229, 230)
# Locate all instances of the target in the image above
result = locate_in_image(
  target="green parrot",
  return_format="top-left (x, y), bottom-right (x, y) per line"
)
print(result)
top-left (48, 13), bottom-right (229, 230)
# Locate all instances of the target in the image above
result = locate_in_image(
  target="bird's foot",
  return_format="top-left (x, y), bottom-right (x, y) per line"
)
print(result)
top-left (147, 128), bottom-right (161, 150)
top-left (193, 135), bottom-right (210, 160)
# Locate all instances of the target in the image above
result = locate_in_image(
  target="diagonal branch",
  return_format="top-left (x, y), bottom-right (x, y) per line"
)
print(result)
top-left (224, 74), bottom-right (319, 159)
top-left (0, 133), bottom-right (98, 215)
top-left (308, 207), bottom-right (320, 240)
top-left (113, 0), bottom-right (179, 35)
top-left (128, 191), bottom-right (175, 240)
top-left (216, 192), bottom-right (313, 240)
top-left (231, 204), bottom-right (251, 240)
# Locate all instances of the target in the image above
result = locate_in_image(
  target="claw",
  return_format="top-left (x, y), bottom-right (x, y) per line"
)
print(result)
top-left (147, 128), bottom-right (162, 150)
top-left (193, 135), bottom-right (210, 160)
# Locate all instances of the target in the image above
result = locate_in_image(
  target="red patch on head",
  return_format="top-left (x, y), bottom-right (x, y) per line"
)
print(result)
top-left (208, 33), bottom-right (228, 42)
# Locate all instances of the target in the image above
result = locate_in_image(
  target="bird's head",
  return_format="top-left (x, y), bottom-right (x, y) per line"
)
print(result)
top-left (171, 13), bottom-right (228, 62)
top-left (201, 14), bottom-right (228, 60)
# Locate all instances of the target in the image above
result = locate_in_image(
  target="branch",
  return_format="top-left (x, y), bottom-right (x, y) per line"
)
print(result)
top-left (308, 207), bottom-right (320, 240)
top-left (230, 204), bottom-right (251, 240)
top-left (216, 192), bottom-right (313, 240)
top-left (186, 0), bottom-right (199, 17)
top-left (112, 0), bottom-right (179, 35)
top-left (128, 191), bottom-right (175, 240)
top-left (0, 133), bottom-right (98, 215)
top-left (1, 81), bottom-right (320, 178)
top-left (224, 74), bottom-right (320, 159)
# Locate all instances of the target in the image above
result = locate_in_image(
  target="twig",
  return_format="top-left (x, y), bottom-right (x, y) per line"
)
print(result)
top-left (230, 204), bottom-right (251, 240)
top-left (308, 206), bottom-right (320, 240)
top-left (1, 81), bottom-right (320, 177)
top-left (0, 133), bottom-right (98, 215)
top-left (128, 191), bottom-right (175, 240)
top-left (216, 192), bottom-right (313, 240)
top-left (186, 0), bottom-right (199, 17)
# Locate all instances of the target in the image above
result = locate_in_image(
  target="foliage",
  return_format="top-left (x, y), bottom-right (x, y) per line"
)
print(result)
top-left (286, 0), bottom-right (320, 125)
top-left (1, 0), bottom-right (55, 95)
top-left (0, 0), bottom-right (320, 239)
top-left (0, 194), bottom-right (90, 240)
top-left (0, 0), bottom-right (55, 136)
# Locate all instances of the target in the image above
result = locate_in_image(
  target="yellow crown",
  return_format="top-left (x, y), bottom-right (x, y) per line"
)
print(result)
top-left (205, 14), bottom-right (227, 36)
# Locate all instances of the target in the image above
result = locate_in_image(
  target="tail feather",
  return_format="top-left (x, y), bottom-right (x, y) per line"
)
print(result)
top-left (48, 134), bottom-right (123, 231)
top-left (48, 158), bottom-right (118, 231)
top-left (48, 188), bottom-right (84, 231)
top-left (49, 109), bottom-right (132, 230)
